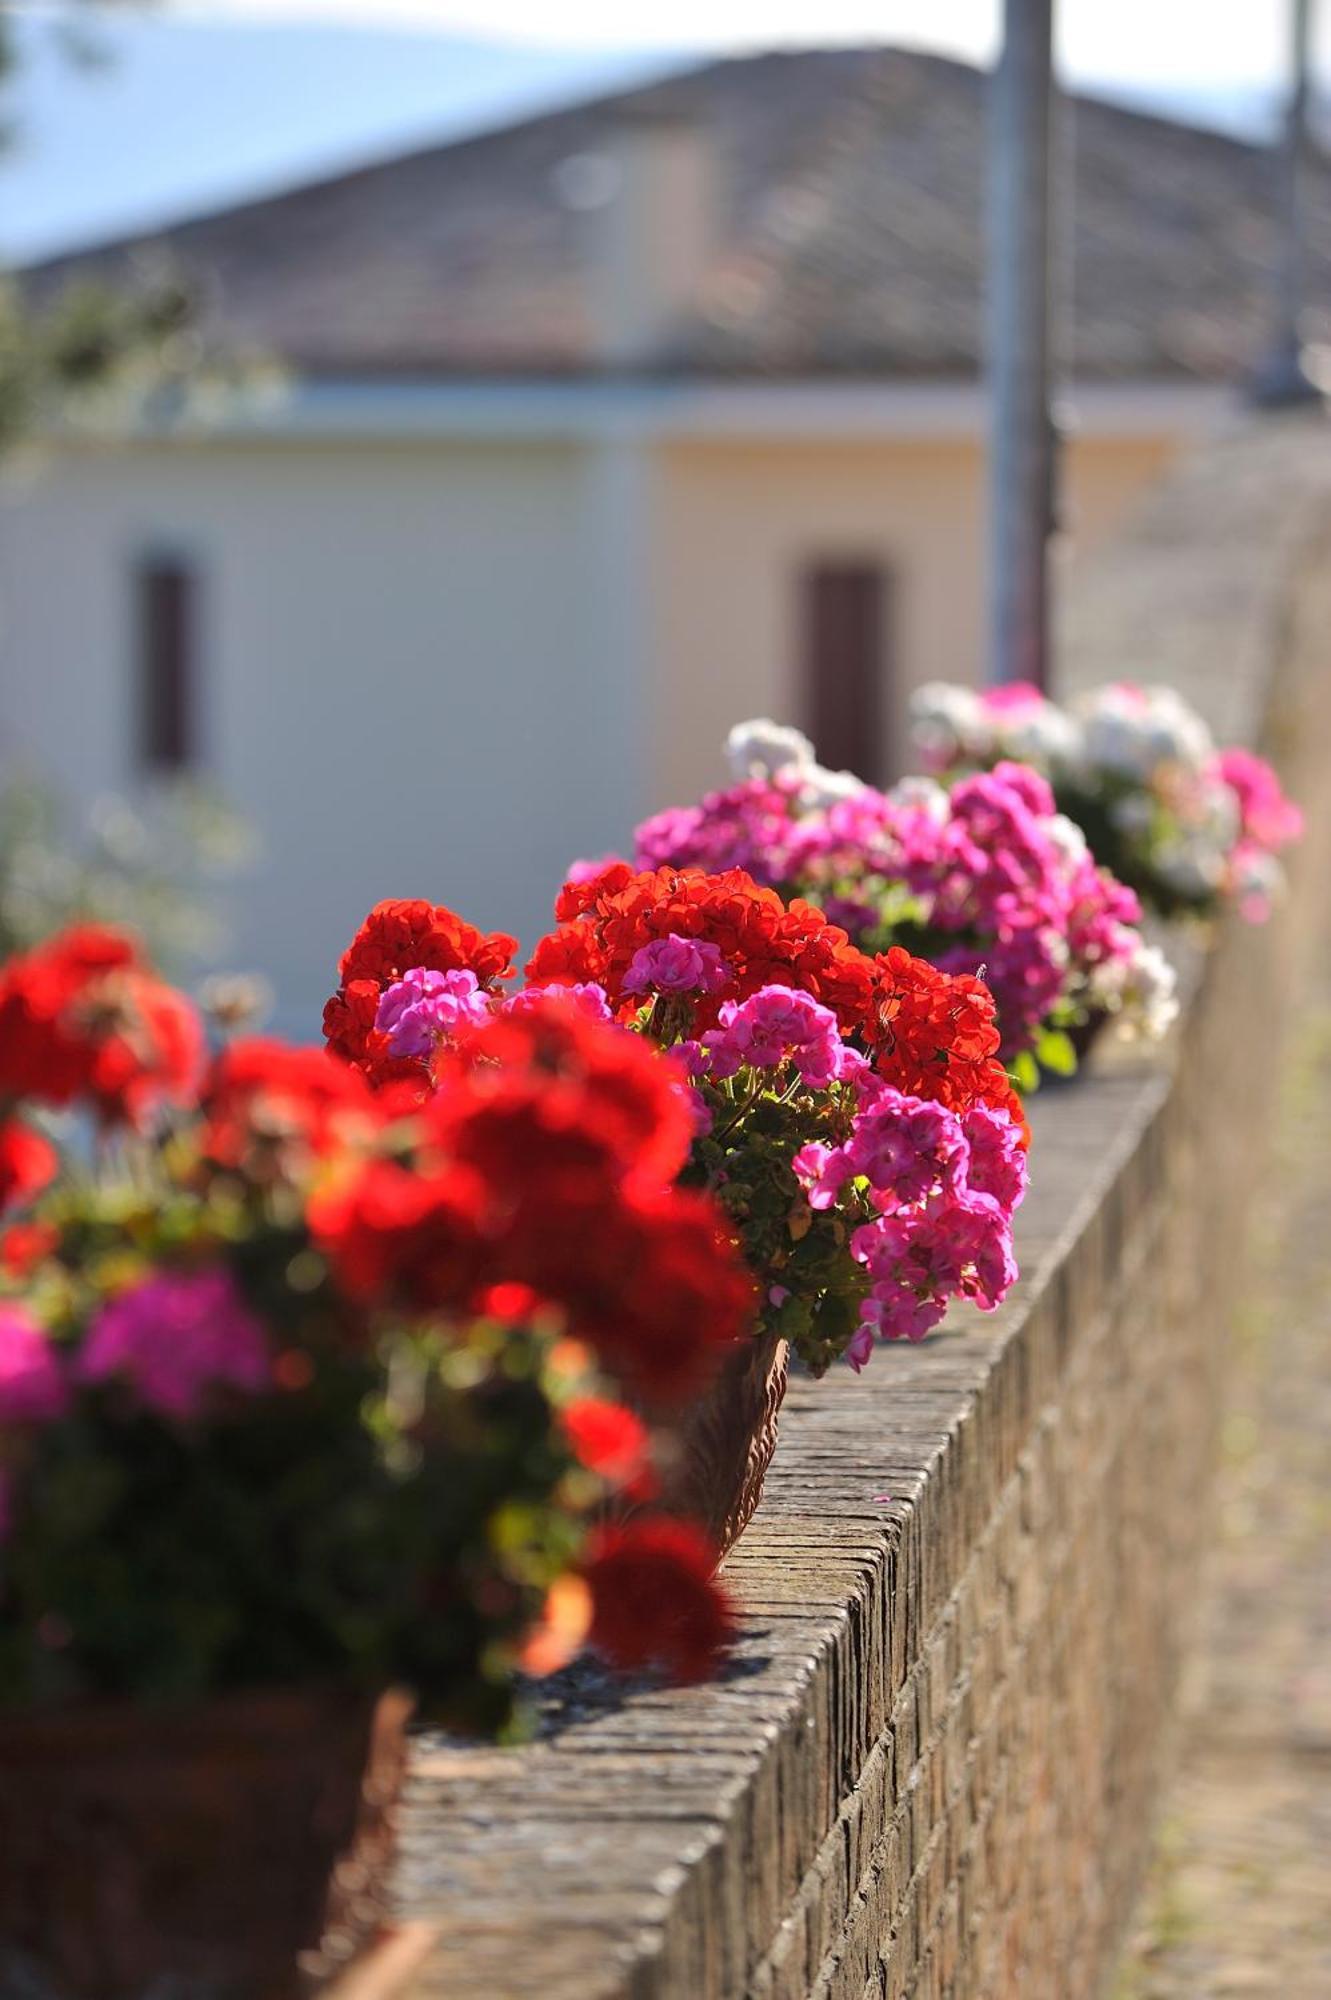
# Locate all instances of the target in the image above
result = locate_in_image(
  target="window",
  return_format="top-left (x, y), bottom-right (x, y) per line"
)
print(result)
top-left (799, 561), bottom-right (891, 787)
top-left (136, 557), bottom-right (197, 772)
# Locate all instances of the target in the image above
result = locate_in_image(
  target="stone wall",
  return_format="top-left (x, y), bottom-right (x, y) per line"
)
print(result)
top-left (370, 418), bottom-right (1331, 2000)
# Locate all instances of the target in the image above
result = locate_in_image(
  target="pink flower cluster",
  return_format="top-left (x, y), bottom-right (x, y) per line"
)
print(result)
top-left (697, 986), bottom-right (861, 1091)
top-left (77, 1268), bottom-right (273, 1421)
top-left (376, 966), bottom-right (494, 1058)
top-left (623, 934), bottom-right (729, 998)
top-left (910, 680), bottom-right (1302, 927)
top-left (791, 1082), bottom-right (1025, 1364)
top-left (505, 980), bottom-right (614, 1022)
top-left (376, 966), bottom-right (617, 1064)
top-left (0, 1269), bottom-right (273, 1543)
top-left (1217, 749), bottom-right (1303, 852)
top-left (683, 986), bottom-right (1026, 1363)
top-left (0, 1304), bottom-right (66, 1427)
top-left (916, 766), bottom-right (1155, 1051)
top-left (635, 777), bottom-right (802, 880)
top-left (636, 761), bottom-right (1156, 1059)
top-left (1215, 748), bottom-right (1305, 920)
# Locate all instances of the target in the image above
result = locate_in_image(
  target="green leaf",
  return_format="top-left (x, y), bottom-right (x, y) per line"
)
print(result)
top-left (1009, 1049), bottom-right (1041, 1094)
top-left (1036, 1028), bottom-right (1078, 1077)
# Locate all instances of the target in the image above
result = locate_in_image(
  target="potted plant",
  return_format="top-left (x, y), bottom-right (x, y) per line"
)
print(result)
top-left (0, 926), bottom-right (743, 1998)
top-left (324, 880), bottom-right (1030, 1549)
top-left (908, 678), bottom-right (1303, 926)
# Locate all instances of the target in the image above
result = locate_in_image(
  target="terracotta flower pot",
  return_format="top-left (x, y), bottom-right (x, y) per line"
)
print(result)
top-left (0, 1683), bottom-right (412, 2000)
top-left (651, 1328), bottom-right (790, 1559)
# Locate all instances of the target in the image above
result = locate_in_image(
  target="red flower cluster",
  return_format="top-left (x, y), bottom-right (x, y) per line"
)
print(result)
top-left (533, 867), bottom-right (1024, 1133)
top-left (0, 1121), bottom-right (56, 1215)
top-left (199, 1037), bottom-right (381, 1179)
top-left (867, 947), bottom-right (1027, 1134)
top-left (530, 865), bottom-right (876, 1036)
top-left (562, 1396), bottom-right (653, 1493)
top-left (430, 1001), bottom-right (694, 1193)
top-left (323, 899), bottom-right (517, 1085)
top-left (0, 925), bottom-right (203, 1134)
top-left (583, 1517), bottom-right (735, 1683)
top-left (310, 999), bottom-right (755, 1401)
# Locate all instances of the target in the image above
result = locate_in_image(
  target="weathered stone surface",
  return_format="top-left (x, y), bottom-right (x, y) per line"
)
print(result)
top-left (387, 418), bottom-right (1331, 2000)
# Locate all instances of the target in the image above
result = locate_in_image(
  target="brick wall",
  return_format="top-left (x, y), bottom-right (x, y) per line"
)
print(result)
top-left (380, 417), bottom-right (1331, 2000)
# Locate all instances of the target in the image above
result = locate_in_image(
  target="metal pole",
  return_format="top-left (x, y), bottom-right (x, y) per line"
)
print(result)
top-left (1252, 0), bottom-right (1323, 406)
top-left (986, 0), bottom-right (1055, 689)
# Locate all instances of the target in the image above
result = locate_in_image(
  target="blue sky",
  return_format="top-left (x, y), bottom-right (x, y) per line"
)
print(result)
top-left (3, 1), bottom-right (1322, 263)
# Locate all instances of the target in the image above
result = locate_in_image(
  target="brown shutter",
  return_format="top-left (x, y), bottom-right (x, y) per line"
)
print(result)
top-left (137, 559), bottom-right (196, 772)
top-left (799, 562), bottom-right (889, 786)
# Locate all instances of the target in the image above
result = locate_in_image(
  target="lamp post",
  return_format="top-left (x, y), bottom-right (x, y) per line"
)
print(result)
top-left (1251, 0), bottom-right (1324, 407)
top-left (986, 0), bottom-right (1056, 689)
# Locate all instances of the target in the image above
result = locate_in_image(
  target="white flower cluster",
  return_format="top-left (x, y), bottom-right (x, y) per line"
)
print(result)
top-left (1075, 683), bottom-right (1214, 784)
top-left (909, 681), bottom-right (1078, 774)
top-left (1088, 940), bottom-right (1180, 1043)
top-left (724, 718), bottom-right (866, 807)
top-left (909, 678), bottom-right (1223, 788)
top-left (884, 775), bottom-right (951, 825)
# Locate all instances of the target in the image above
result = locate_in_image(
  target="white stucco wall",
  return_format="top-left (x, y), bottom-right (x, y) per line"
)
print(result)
top-left (0, 437), bottom-right (643, 1032)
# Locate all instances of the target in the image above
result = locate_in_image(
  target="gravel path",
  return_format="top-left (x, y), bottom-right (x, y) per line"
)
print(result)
top-left (1112, 985), bottom-right (1331, 1998)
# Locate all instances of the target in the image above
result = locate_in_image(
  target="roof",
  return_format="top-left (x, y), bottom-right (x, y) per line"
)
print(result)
top-left (24, 46), bottom-right (1331, 384)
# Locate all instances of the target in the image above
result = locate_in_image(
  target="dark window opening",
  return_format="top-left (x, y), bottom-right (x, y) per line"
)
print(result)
top-left (799, 561), bottom-right (891, 787)
top-left (137, 558), bottom-right (197, 772)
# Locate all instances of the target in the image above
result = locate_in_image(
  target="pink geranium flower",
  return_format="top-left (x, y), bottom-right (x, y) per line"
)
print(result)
top-left (504, 981), bottom-right (614, 1023)
top-left (1215, 748), bottom-right (1304, 852)
top-left (376, 965), bottom-right (494, 1058)
top-left (0, 1303), bottom-right (67, 1426)
top-left (702, 986), bottom-right (848, 1089)
top-left (78, 1267), bottom-right (272, 1422)
top-left (622, 934), bottom-right (730, 998)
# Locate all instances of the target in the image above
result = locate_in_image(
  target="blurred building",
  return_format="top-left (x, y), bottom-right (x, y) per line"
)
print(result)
top-left (3, 46), bottom-right (1327, 1024)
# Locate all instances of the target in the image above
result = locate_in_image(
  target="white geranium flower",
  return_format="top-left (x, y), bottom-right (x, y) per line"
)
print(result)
top-left (886, 775), bottom-right (951, 824)
top-left (998, 704), bottom-right (1080, 772)
top-left (800, 763), bottom-right (867, 806)
top-left (1046, 813), bottom-right (1090, 869)
top-left (725, 718), bottom-right (816, 782)
top-left (1121, 942), bottom-right (1180, 1039)
top-left (909, 682), bottom-right (988, 765)
top-left (1075, 688), bottom-right (1158, 781)
top-left (1139, 687), bottom-right (1214, 776)
top-left (1088, 941), bottom-right (1178, 1041)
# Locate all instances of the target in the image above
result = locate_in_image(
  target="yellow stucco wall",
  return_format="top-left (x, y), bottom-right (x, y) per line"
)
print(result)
top-left (650, 430), bottom-right (1181, 808)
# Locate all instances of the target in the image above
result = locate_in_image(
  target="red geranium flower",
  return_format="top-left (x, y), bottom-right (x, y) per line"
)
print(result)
top-left (200, 1037), bottom-right (379, 1176)
top-left (312, 994), bottom-right (755, 1397)
top-left (432, 1000), bottom-right (694, 1192)
top-left (561, 1397), bottom-right (652, 1491)
top-left (0, 925), bottom-right (203, 1126)
top-left (497, 1179), bottom-right (755, 1403)
top-left (583, 1517), bottom-right (734, 1683)
top-left (553, 860), bottom-right (635, 923)
top-left (0, 1217), bottom-right (59, 1277)
top-left (868, 946), bottom-right (1027, 1135)
top-left (308, 1156), bottom-right (490, 1313)
top-left (323, 900), bottom-right (517, 1084)
top-left (528, 866), bottom-right (877, 1036)
top-left (0, 1120), bottom-right (57, 1215)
